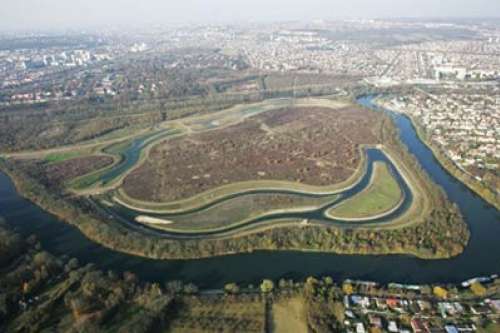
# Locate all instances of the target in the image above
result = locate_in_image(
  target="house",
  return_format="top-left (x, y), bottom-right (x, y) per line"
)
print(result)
top-left (345, 310), bottom-right (355, 319)
top-left (438, 302), bottom-right (460, 317)
top-left (452, 302), bottom-right (464, 314)
top-left (368, 315), bottom-right (382, 328)
top-left (394, 299), bottom-right (410, 313)
top-left (356, 323), bottom-right (366, 333)
top-left (375, 298), bottom-right (387, 310)
top-left (488, 299), bottom-right (500, 312)
top-left (411, 318), bottom-right (427, 333)
top-left (444, 325), bottom-right (459, 333)
top-left (351, 295), bottom-right (370, 308)
top-left (388, 321), bottom-right (398, 333)
top-left (344, 295), bottom-right (350, 308)
top-left (470, 304), bottom-right (490, 315)
top-left (455, 324), bottom-right (476, 332)
top-left (417, 300), bottom-right (432, 312)
top-left (386, 298), bottom-right (399, 309)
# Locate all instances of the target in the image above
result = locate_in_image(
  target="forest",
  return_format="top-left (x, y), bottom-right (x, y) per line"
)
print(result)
top-left (1, 220), bottom-right (497, 332)
top-left (0, 68), bottom-right (351, 152)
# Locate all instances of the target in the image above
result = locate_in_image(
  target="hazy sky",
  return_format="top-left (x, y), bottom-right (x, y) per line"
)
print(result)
top-left (2, 0), bottom-right (500, 32)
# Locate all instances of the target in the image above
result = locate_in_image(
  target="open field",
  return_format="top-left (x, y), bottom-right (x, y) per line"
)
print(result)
top-left (43, 151), bottom-right (90, 164)
top-left (123, 104), bottom-right (383, 202)
top-left (11, 155), bottom-right (115, 189)
top-left (167, 295), bottom-right (265, 333)
top-left (271, 297), bottom-right (307, 333)
top-left (43, 155), bottom-right (115, 186)
top-left (326, 161), bottom-right (403, 220)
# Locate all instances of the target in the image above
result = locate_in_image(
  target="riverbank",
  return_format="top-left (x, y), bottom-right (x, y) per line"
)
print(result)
top-left (0, 161), bottom-right (446, 260)
top-left (375, 98), bottom-right (499, 211)
top-left (1, 218), bottom-right (498, 333)
top-left (412, 116), bottom-right (499, 210)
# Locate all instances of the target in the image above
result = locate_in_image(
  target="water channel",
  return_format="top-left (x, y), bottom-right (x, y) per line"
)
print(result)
top-left (99, 148), bottom-right (412, 237)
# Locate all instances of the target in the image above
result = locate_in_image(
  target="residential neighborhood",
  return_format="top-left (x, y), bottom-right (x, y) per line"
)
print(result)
top-left (340, 277), bottom-right (500, 333)
top-left (381, 90), bottom-right (499, 193)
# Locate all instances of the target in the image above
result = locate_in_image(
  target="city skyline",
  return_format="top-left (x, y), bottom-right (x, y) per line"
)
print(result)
top-left (2, 0), bottom-right (500, 32)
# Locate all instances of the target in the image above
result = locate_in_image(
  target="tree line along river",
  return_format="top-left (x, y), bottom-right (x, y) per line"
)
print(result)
top-left (0, 95), bottom-right (498, 289)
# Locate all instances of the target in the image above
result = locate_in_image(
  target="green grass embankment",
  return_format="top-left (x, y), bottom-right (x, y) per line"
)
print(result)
top-left (326, 162), bottom-right (403, 220)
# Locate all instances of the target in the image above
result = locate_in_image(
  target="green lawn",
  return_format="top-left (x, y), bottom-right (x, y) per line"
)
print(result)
top-left (44, 151), bottom-right (85, 164)
top-left (103, 139), bottom-right (132, 155)
top-left (327, 161), bottom-right (402, 219)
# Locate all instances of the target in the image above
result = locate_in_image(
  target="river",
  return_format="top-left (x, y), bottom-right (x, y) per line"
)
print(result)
top-left (0, 95), bottom-right (498, 289)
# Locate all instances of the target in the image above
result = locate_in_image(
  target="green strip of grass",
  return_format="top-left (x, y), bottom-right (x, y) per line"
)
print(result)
top-left (327, 161), bottom-right (403, 219)
top-left (44, 151), bottom-right (84, 164)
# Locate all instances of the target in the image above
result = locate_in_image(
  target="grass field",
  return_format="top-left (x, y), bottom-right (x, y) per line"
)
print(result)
top-left (44, 151), bottom-right (84, 163)
top-left (43, 149), bottom-right (97, 164)
top-left (168, 295), bottom-right (265, 333)
top-left (271, 297), bottom-right (307, 333)
top-left (327, 161), bottom-right (403, 219)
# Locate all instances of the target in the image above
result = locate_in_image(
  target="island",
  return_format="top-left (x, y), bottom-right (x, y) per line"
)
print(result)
top-left (0, 96), bottom-right (469, 260)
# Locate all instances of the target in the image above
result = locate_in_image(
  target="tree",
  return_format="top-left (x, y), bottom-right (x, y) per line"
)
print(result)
top-left (470, 282), bottom-right (486, 296)
top-left (278, 279), bottom-right (288, 289)
top-left (165, 280), bottom-right (183, 294)
top-left (331, 301), bottom-right (345, 322)
top-left (305, 276), bottom-right (319, 295)
top-left (33, 251), bottom-right (59, 270)
top-left (433, 286), bottom-right (448, 299)
top-left (342, 283), bottom-right (354, 295)
top-left (183, 283), bottom-right (199, 294)
top-left (260, 280), bottom-right (274, 293)
top-left (224, 283), bottom-right (240, 294)
top-left (65, 258), bottom-right (79, 272)
top-left (323, 276), bottom-right (334, 286)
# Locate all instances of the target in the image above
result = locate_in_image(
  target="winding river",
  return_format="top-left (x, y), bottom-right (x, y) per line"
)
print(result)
top-left (0, 95), bottom-right (499, 289)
